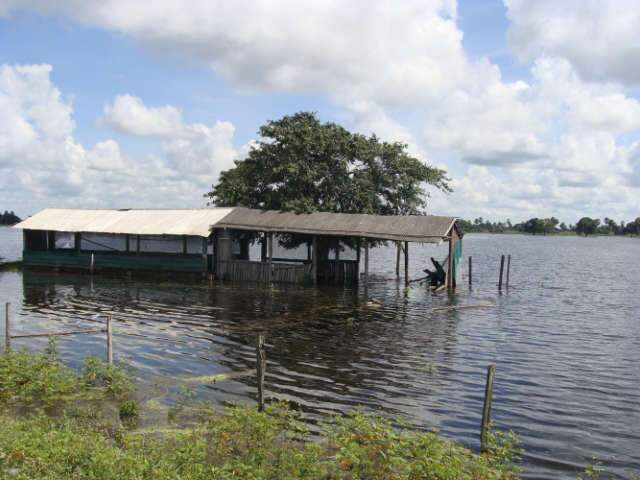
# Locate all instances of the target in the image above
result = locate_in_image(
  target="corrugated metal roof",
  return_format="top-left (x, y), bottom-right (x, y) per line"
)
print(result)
top-left (215, 207), bottom-right (457, 243)
top-left (13, 208), bottom-right (234, 238)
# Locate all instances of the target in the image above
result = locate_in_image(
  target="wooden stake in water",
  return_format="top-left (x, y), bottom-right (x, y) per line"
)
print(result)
top-left (469, 256), bottom-right (473, 288)
top-left (506, 255), bottom-right (511, 289)
top-left (106, 314), bottom-right (113, 365)
top-left (498, 255), bottom-right (505, 291)
top-left (480, 364), bottom-right (496, 453)
top-left (256, 333), bottom-right (266, 412)
top-left (4, 302), bottom-right (10, 352)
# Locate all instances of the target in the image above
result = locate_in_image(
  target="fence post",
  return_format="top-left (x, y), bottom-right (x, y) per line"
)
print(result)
top-left (256, 333), bottom-right (266, 412)
top-left (468, 256), bottom-right (473, 288)
top-left (480, 364), bottom-right (496, 452)
top-left (506, 255), bottom-right (511, 289)
top-left (4, 302), bottom-right (9, 352)
top-left (106, 314), bottom-right (113, 365)
top-left (498, 255), bottom-right (505, 291)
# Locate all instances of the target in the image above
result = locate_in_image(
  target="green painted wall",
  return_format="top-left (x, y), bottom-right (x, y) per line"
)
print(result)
top-left (23, 250), bottom-right (205, 273)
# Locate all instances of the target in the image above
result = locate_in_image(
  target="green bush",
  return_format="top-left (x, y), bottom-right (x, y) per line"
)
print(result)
top-left (119, 400), bottom-right (138, 419)
top-left (0, 348), bottom-right (523, 479)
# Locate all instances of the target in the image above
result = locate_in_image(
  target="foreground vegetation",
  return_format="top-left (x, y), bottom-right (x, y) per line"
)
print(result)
top-left (0, 344), bottom-right (520, 479)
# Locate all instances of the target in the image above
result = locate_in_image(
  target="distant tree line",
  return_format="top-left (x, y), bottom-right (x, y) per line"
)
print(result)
top-left (458, 216), bottom-right (640, 236)
top-left (0, 211), bottom-right (21, 226)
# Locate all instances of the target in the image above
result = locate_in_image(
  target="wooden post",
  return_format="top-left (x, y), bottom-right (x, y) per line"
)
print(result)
top-left (268, 232), bottom-right (273, 282)
top-left (404, 241), bottom-right (409, 287)
top-left (469, 256), bottom-right (473, 288)
top-left (506, 255), bottom-right (511, 289)
top-left (396, 242), bottom-right (401, 277)
top-left (447, 236), bottom-right (455, 289)
top-left (480, 364), bottom-right (496, 452)
top-left (355, 237), bottom-right (361, 284)
top-left (312, 236), bottom-right (318, 286)
top-left (334, 239), bottom-right (340, 284)
top-left (261, 234), bottom-right (267, 262)
top-left (256, 333), bottom-right (266, 412)
top-left (498, 255), bottom-right (505, 291)
top-left (4, 302), bottom-right (10, 352)
top-left (106, 314), bottom-right (113, 365)
top-left (90, 253), bottom-right (95, 273)
top-left (364, 239), bottom-right (369, 286)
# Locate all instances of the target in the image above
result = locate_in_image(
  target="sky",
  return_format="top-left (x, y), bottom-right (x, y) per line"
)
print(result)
top-left (1, 0), bottom-right (639, 224)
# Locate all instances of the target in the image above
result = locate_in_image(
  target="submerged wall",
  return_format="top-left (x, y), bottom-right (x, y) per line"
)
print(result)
top-left (23, 250), bottom-right (206, 273)
top-left (22, 229), bottom-right (209, 273)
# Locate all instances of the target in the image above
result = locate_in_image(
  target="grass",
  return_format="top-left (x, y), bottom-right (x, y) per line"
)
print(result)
top-left (0, 343), bottom-right (522, 479)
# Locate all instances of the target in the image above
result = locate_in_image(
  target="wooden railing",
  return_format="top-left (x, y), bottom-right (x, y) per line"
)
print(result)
top-left (217, 260), bottom-right (312, 283)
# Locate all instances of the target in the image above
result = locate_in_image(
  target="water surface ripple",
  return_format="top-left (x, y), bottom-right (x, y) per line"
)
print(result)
top-left (1, 232), bottom-right (639, 479)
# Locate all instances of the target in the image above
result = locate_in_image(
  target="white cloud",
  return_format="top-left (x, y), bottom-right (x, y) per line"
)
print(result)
top-left (1, 1), bottom-right (639, 221)
top-left (103, 94), bottom-right (238, 181)
top-left (0, 64), bottom-right (240, 214)
top-left (506, 0), bottom-right (640, 86)
top-left (103, 94), bottom-right (183, 137)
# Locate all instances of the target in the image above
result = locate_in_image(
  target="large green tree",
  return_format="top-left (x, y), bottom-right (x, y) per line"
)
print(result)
top-left (207, 112), bottom-right (450, 215)
top-left (575, 217), bottom-right (600, 236)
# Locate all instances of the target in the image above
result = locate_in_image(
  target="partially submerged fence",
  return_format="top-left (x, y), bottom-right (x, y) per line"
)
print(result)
top-left (3, 302), bottom-right (113, 365)
top-left (217, 260), bottom-right (312, 283)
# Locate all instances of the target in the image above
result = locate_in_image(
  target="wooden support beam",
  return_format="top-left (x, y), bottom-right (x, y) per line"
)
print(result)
top-left (447, 236), bottom-right (454, 289)
top-left (355, 237), bottom-right (361, 284)
top-left (396, 242), bottom-right (401, 277)
top-left (506, 254), bottom-right (511, 289)
top-left (404, 241), bottom-right (409, 287)
top-left (498, 254), bottom-right (505, 291)
top-left (364, 239), bottom-right (369, 286)
top-left (268, 232), bottom-right (273, 282)
top-left (334, 239), bottom-right (340, 284)
top-left (468, 256), bottom-right (472, 288)
top-left (261, 234), bottom-right (267, 262)
top-left (312, 236), bottom-right (318, 286)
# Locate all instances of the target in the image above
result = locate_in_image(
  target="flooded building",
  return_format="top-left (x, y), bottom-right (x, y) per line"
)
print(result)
top-left (14, 207), bottom-right (463, 287)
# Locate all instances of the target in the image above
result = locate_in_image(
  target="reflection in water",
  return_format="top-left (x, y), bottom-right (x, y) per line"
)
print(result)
top-left (1, 234), bottom-right (640, 479)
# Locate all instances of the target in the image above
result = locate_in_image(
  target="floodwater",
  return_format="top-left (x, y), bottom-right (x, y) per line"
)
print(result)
top-left (1, 226), bottom-right (639, 479)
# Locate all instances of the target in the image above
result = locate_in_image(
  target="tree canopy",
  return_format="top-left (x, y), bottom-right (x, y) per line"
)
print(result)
top-left (0, 211), bottom-right (21, 226)
top-left (207, 112), bottom-right (450, 216)
top-left (575, 217), bottom-right (600, 236)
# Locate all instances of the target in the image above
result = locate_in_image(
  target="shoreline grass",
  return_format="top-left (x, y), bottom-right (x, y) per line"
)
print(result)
top-left (0, 343), bottom-right (521, 479)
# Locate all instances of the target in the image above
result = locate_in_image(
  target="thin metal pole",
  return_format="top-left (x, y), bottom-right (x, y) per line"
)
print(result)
top-left (4, 302), bottom-right (10, 352)
top-left (506, 254), bottom-right (511, 289)
top-left (90, 253), bottom-right (95, 274)
top-left (498, 255), bottom-right (505, 291)
top-left (469, 256), bottom-right (473, 288)
top-left (106, 315), bottom-right (113, 365)
top-left (256, 333), bottom-right (266, 412)
top-left (480, 364), bottom-right (496, 452)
